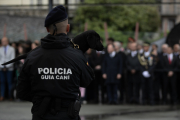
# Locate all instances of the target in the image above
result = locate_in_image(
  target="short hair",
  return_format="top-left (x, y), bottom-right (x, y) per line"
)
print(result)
top-left (137, 40), bottom-right (143, 46)
top-left (108, 38), bottom-right (114, 42)
top-left (114, 41), bottom-right (121, 48)
top-left (161, 43), bottom-right (168, 48)
top-left (48, 19), bottom-right (68, 33)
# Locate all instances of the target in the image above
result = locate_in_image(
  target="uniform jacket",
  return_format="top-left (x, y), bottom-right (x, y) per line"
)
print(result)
top-left (102, 53), bottom-right (122, 84)
top-left (138, 52), bottom-right (156, 75)
top-left (0, 45), bottom-right (15, 71)
top-left (16, 33), bottom-right (95, 102)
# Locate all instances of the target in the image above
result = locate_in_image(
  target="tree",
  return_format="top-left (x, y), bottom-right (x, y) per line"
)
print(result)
top-left (73, 0), bottom-right (160, 33)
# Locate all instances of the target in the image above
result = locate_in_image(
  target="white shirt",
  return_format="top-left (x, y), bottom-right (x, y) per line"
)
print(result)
top-left (139, 49), bottom-right (143, 54)
top-left (168, 53), bottom-right (173, 61)
top-left (131, 51), bottom-right (137, 57)
top-left (96, 51), bottom-right (105, 54)
top-left (144, 51), bottom-right (150, 57)
top-left (109, 51), bottom-right (116, 58)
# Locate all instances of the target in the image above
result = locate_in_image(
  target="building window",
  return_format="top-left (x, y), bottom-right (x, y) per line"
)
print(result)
top-left (30, 0), bottom-right (34, 5)
top-left (37, 0), bottom-right (42, 5)
top-left (54, 0), bottom-right (60, 4)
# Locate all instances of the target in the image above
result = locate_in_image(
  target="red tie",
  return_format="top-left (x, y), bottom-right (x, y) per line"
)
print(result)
top-left (168, 55), bottom-right (171, 64)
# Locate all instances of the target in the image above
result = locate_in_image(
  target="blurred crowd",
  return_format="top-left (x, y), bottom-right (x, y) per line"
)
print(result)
top-left (0, 36), bottom-right (180, 106)
top-left (83, 37), bottom-right (180, 105)
top-left (0, 37), bottom-right (40, 101)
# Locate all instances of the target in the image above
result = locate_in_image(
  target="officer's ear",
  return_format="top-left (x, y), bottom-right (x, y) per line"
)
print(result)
top-left (66, 24), bottom-right (70, 33)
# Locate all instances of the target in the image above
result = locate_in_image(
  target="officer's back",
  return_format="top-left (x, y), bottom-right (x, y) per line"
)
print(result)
top-left (17, 5), bottom-right (93, 120)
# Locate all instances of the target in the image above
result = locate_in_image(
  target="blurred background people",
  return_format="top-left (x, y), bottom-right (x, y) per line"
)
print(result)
top-left (104, 38), bottom-right (114, 54)
top-left (137, 41), bottom-right (144, 55)
top-left (161, 46), bottom-right (178, 105)
top-left (177, 48), bottom-right (180, 103)
top-left (102, 44), bottom-right (122, 104)
top-left (139, 42), bottom-right (155, 105)
top-left (173, 44), bottom-right (179, 57)
top-left (31, 42), bottom-right (39, 50)
top-left (0, 37), bottom-right (15, 101)
top-left (114, 41), bottom-right (126, 104)
top-left (126, 42), bottom-right (141, 104)
top-left (91, 38), bottom-right (106, 104)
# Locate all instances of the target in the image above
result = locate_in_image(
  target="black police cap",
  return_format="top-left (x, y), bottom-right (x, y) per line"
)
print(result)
top-left (44, 5), bottom-right (68, 27)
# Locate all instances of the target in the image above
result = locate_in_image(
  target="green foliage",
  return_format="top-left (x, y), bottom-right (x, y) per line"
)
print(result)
top-left (72, 0), bottom-right (161, 43)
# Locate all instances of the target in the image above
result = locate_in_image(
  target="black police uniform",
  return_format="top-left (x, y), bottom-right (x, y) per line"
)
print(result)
top-left (16, 5), bottom-right (95, 120)
top-left (17, 33), bottom-right (94, 120)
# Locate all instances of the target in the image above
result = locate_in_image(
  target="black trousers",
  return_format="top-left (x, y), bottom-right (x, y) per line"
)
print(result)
top-left (141, 77), bottom-right (154, 104)
top-left (153, 72), bottom-right (161, 103)
top-left (176, 72), bottom-right (180, 103)
top-left (33, 112), bottom-right (80, 120)
top-left (163, 74), bottom-right (177, 103)
top-left (127, 72), bottom-right (141, 103)
top-left (118, 71), bottom-right (126, 103)
top-left (94, 70), bottom-right (106, 103)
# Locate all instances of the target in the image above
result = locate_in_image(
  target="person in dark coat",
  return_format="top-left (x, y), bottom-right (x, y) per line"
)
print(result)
top-left (91, 46), bottom-right (106, 104)
top-left (16, 5), bottom-right (95, 120)
top-left (151, 44), bottom-right (161, 104)
top-left (126, 42), bottom-right (141, 104)
top-left (102, 44), bottom-right (122, 104)
top-left (173, 44), bottom-right (180, 103)
top-left (158, 44), bottom-right (169, 103)
top-left (114, 41), bottom-right (126, 103)
top-left (177, 49), bottom-right (180, 104)
top-left (161, 46), bottom-right (178, 105)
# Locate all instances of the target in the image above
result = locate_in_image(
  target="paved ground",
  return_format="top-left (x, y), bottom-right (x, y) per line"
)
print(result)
top-left (0, 101), bottom-right (179, 120)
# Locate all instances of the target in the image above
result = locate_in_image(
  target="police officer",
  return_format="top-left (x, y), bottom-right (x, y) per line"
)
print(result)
top-left (16, 5), bottom-right (94, 120)
top-left (138, 42), bottom-right (155, 105)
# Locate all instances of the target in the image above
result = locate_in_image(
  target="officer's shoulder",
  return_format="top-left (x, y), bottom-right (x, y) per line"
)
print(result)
top-left (68, 47), bottom-right (88, 61)
top-left (70, 47), bottom-right (86, 58)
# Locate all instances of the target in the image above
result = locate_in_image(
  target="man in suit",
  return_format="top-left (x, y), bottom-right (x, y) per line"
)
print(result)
top-left (102, 44), bottom-right (122, 104)
top-left (114, 41), bottom-right (126, 103)
top-left (126, 42), bottom-right (141, 104)
top-left (177, 49), bottom-right (180, 104)
top-left (151, 44), bottom-right (161, 104)
top-left (139, 42), bottom-right (155, 105)
top-left (161, 46), bottom-right (178, 105)
top-left (0, 37), bottom-right (15, 101)
top-left (173, 44), bottom-right (180, 104)
top-left (173, 44), bottom-right (179, 57)
top-left (91, 42), bottom-right (106, 104)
